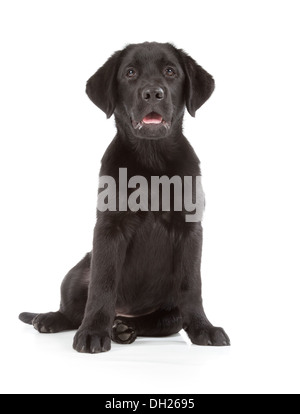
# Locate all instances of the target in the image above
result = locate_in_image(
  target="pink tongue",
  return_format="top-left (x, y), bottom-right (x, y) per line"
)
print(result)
top-left (143, 112), bottom-right (163, 124)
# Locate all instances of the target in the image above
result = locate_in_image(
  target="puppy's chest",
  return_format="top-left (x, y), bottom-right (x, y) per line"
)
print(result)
top-left (122, 214), bottom-right (179, 275)
top-left (118, 216), bottom-right (178, 311)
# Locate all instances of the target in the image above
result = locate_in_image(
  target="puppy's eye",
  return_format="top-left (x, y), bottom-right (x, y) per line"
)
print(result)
top-left (165, 67), bottom-right (176, 77)
top-left (126, 68), bottom-right (137, 78)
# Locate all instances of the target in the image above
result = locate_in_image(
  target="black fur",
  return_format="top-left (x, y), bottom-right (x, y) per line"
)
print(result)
top-left (20, 42), bottom-right (230, 353)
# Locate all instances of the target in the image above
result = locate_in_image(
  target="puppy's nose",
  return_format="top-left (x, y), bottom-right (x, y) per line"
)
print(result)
top-left (142, 87), bottom-right (165, 102)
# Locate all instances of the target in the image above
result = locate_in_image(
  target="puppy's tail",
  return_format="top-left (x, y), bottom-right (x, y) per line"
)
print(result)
top-left (19, 312), bottom-right (38, 325)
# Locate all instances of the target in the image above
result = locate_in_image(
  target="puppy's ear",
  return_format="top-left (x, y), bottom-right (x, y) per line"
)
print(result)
top-left (86, 51), bottom-right (122, 118)
top-left (179, 50), bottom-right (215, 117)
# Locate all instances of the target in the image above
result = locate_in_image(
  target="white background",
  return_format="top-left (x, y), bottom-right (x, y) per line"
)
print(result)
top-left (0, 0), bottom-right (299, 394)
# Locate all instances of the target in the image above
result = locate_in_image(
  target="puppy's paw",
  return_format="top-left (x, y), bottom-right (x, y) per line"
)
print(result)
top-left (32, 312), bottom-right (73, 333)
top-left (189, 326), bottom-right (230, 347)
top-left (111, 319), bottom-right (137, 345)
top-left (73, 328), bottom-right (111, 354)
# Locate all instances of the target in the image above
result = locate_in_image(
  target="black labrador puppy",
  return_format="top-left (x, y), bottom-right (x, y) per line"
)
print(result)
top-left (20, 42), bottom-right (230, 353)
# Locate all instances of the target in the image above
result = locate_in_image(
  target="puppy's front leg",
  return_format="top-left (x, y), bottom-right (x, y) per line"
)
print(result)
top-left (179, 222), bottom-right (230, 347)
top-left (73, 216), bottom-right (128, 354)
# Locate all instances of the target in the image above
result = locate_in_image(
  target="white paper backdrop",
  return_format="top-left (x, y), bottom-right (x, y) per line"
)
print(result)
top-left (0, 0), bottom-right (299, 394)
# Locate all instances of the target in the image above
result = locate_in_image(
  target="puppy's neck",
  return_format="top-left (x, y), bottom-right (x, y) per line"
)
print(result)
top-left (115, 117), bottom-right (185, 172)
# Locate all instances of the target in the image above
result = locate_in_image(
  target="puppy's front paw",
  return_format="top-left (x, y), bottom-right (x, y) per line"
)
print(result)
top-left (73, 328), bottom-right (111, 354)
top-left (188, 326), bottom-right (230, 347)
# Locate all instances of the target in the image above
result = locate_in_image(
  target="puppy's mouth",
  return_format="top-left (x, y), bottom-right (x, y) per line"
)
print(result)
top-left (132, 112), bottom-right (171, 130)
top-left (143, 112), bottom-right (163, 124)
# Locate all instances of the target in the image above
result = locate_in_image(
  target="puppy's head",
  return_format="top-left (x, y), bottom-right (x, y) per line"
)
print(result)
top-left (86, 42), bottom-right (215, 140)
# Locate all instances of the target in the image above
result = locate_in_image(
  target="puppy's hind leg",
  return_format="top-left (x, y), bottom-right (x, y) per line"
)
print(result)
top-left (19, 311), bottom-right (75, 333)
top-left (19, 252), bottom-right (91, 333)
top-left (112, 308), bottom-right (182, 344)
top-left (32, 311), bottom-right (76, 333)
top-left (19, 310), bottom-right (77, 333)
